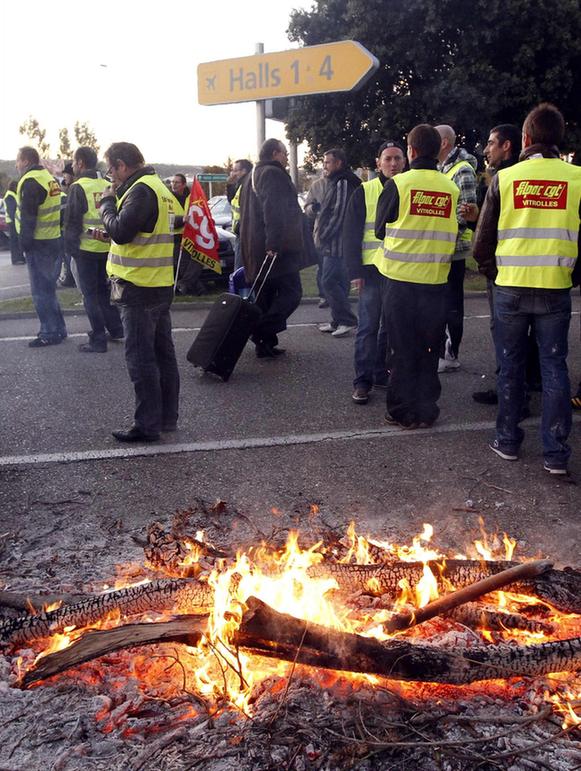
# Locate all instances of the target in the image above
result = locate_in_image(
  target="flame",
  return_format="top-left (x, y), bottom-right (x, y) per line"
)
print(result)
top-left (17, 519), bottom-right (581, 728)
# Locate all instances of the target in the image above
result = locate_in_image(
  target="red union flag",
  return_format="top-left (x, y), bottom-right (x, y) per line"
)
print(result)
top-left (513, 179), bottom-right (568, 210)
top-left (410, 189), bottom-right (452, 218)
top-left (181, 178), bottom-right (221, 273)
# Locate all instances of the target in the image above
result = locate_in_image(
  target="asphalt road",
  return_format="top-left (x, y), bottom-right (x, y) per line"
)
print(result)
top-left (0, 292), bottom-right (580, 590)
top-left (0, 245), bottom-right (30, 300)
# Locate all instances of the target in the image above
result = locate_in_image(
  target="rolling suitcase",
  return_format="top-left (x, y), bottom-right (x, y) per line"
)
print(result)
top-left (186, 255), bottom-right (275, 381)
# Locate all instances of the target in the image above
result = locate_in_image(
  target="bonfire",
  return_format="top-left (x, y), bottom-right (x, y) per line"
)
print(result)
top-left (1, 504), bottom-right (580, 769)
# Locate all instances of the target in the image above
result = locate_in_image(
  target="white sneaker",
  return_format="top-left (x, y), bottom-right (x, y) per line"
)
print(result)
top-left (319, 323), bottom-right (335, 333)
top-left (331, 324), bottom-right (356, 337)
top-left (438, 356), bottom-right (460, 373)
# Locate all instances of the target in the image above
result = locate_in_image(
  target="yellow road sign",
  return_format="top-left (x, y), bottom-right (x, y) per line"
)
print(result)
top-left (197, 41), bottom-right (378, 106)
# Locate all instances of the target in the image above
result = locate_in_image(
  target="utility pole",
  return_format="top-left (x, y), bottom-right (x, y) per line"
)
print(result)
top-left (255, 42), bottom-right (265, 153)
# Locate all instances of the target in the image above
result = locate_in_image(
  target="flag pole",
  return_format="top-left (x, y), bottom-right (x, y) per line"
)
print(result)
top-left (174, 174), bottom-right (194, 294)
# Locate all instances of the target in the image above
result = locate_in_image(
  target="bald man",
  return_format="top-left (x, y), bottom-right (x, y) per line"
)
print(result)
top-left (435, 124), bottom-right (478, 373)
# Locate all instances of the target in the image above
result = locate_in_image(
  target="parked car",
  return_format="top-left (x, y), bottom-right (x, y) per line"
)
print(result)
top-left (0, 199), bottom-right (9, 248)
top-left (175, 225), bottom-right (236, 295)
top-left (200, 226), bottom-right (236, 287)
top-left (208, 195), bottom-right (232, 230)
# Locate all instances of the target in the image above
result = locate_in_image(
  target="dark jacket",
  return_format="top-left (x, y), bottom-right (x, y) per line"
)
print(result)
top-left (343, 172), bottom-right (387, 281)
top-left (18, 165), bottom-right (60, 252)
top-left (100, 166), bottom-right (173, 304)
top-left (64, 170), bottom-right (101, 256)
top-left (375, 158), bottom-right (438, 241)
top-left (239, 160), bottom-right (305, 282)
top-left (473, 145), bottom-right (581, 286)
top-left (315, 167), bottom-right (361, 258)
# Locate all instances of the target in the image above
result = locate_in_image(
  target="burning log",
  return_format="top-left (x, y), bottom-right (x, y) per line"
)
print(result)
top-left (382, 559), bottom-right (552, 634)
top-left (309, 560), bottom-right (581, 615)
top-left (446, 604), bottom-right (554, 634)
top-left (21, 615), bottom-right (206, 687)
top-left (237, 598), bottom-right (581, 685)
top-left (0, 579), bottom-right (213, 647)
top-left (2, 559), bottom-right (579, 649)
top-left (21, 597), bottom-right (581, 689)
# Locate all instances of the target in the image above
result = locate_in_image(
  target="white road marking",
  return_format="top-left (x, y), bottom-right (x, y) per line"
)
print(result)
top-left (2, 417), bottom-right (575, 468)
top-left (0, 284), bottom-right (30, 292)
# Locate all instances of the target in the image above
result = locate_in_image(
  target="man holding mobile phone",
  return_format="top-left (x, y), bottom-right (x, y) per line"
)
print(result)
top-left (64, 146), bottom-right (123, 352)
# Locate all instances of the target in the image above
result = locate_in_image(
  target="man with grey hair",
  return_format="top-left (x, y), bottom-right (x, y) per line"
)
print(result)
top-left (435, 124), bottom-right (478, 372)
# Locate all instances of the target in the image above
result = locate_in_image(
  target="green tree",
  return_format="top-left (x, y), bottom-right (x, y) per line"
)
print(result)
top-left (286, 0), bottom-right (581, 166)
top-left (58, 128), bottom-right (72, 159)
top-left (74, 121), bottom-right (100, 154)
top-left (18, 116), bottom-right (51, 157)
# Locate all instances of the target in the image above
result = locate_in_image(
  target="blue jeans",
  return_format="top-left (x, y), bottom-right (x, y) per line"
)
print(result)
top-left (321, 255), bottom-right (357, 327)
top-left (26, 244), bottom-right (67, 340)
top-left (120, 301), bottom-right (180, 435)
top-left (353, 273), bottom-right (388, 389)
top-left (493, 286), bottom-right (572, 467)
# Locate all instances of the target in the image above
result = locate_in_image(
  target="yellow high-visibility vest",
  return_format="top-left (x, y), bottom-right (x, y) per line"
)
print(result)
top-left (231, 186), bottom-right (241, 231)
top-left (444, 159), bottom-right (475, 242)
top-left (107, 174), bottom-right (177, 287)
top-left (496, 157), bottom-right (581, 289)
top-left (4, 190), bottom-right (17, 224)
top-left (74, 176), bottom-right (111, 253)
top-left (361, 176), bottom-right (385, 270)
top-left (380, 168), bottom-right (459, 284)
top-left (16, 168), bottom-right (61, 239)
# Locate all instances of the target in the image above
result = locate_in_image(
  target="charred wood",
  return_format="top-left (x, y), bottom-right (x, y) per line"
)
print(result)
top-left (308, 560), bottom-right (581, 615)
top-left (237, 598), bottom-right (581, 685)
top-left (21, 615), bottom-right (206, 687)
top-left (20, 597), bottom-right (581, 690)
top-left (382, 560), bottom-right (552, 633)
top-left (0, 579), bottom-right (213, 647)
top-left (446, 604), bottom-right (554, 634)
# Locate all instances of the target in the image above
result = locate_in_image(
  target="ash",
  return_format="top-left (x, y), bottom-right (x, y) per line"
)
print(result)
top-left (0, 502), bottom-right (579, 770)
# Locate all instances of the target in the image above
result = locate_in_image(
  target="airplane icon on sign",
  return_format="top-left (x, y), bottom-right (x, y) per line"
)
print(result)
top-left (206, 75), bottom-right (216, 90)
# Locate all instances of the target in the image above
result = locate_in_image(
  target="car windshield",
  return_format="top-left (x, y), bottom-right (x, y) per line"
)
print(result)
top-left (209, 197), bottom-right (231, 217)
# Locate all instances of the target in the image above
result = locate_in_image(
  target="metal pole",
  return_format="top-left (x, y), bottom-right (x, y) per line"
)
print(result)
top-left (255, 42), bottom-right (265, 153)
top-left (209, 180), bottom-right (213, 199)
top-left (289, 139), bottom-right (298, 188)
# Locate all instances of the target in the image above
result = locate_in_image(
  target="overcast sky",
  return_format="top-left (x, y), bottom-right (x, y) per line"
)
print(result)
top-left (2, 0), bottom-right (310, 165)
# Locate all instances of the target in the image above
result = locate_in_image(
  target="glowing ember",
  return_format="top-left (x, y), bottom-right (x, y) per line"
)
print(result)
top-left (11, 521), bottom-right (581, 731)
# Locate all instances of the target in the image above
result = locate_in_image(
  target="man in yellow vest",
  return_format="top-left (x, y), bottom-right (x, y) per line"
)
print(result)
top-left (99, 142), bottom-right (180, 443)
top-left (228, 159), bottom-right (252, 270)
top-left (15, 146), bottom-right (67, 347)
top-left (435, 125), bottom-right (478, 372)
top-left (375, 125), bottom-right (459, 428)
top-left (344, 140), bottom-right (406, 404)
top-left (473, 103), bottom-right (581, 475)
top-left (64, 146), bottom-right (123, 353)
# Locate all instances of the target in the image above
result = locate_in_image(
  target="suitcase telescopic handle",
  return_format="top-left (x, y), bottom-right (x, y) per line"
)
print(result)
top-left (249, 252), bottom-right (277, 302)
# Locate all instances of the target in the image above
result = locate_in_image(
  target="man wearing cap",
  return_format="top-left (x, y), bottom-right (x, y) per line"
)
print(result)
top-left (344, 140), bottom-right (406, 404)
top-left (64, 146), bottom-right (124, 352)
top-left (15, 145), bottom-right (67, 347)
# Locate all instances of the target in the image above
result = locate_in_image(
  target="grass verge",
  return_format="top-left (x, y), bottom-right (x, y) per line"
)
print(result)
top-left (0, 262), bottom-right (486, 314)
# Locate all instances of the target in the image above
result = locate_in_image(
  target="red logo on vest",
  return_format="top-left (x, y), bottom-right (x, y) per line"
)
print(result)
top-left (513, 180), bottom-right (568, 210)
top-left (410, 189), bottom-right (452, 218)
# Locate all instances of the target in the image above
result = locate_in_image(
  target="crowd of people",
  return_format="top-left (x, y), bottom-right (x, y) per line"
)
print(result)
top-left (6, 102), bottom-right (581, 473)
